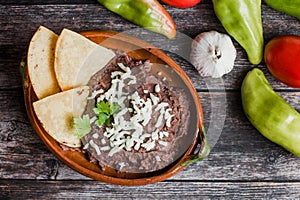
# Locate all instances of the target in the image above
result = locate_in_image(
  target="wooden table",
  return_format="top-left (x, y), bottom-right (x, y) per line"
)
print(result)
top-left (1, 0), bottom-right (300, 198)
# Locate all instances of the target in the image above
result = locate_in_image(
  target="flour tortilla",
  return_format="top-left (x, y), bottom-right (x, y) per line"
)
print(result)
top-left (27, 26), bottom-right (60, 99)
top-left (54, 28), bottom-right (116, 91)
top-left (33, 86), bottom-right (89, 147)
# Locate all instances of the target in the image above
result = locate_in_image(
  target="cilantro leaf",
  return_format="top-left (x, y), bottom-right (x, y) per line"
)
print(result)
top-left (93, 101), bottom-right (120, 126)
top-left (110, 102), bottom-right (120, 115)
top-left (73, 114), bottom-right (91, 139)
top-left (97, 112), bottom-right (110, 126)
top-left (95, 101), bottom-right (111, 115)
top-left (105, 117), bottom-right (111, 127)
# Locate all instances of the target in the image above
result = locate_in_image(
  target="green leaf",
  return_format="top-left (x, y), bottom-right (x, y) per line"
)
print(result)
top-left (73, 114), bottom-right (91, 139)
top-left (105, 117), bottom-right (111, 127)
top-left (93, 107), bottom-right (100, 115)
top-left (110, 102), bottom-right (120, 115)
top-left (93, 101), bottom-right (120, 127)
top-left (96, 101), bottom-right (111, 115)
top-left (97, 112), bottom-right (110, 126)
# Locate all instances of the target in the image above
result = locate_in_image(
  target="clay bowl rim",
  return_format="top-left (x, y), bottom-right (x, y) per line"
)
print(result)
top-left (23, 30), bottom-right (204, 186)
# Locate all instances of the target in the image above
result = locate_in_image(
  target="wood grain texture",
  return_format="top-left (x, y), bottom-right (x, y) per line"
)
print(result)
top-left (1, 3), bottom-right (300, 90)
top-left (1, 180), bottom-right (300, 199)
top-left (1, 0), bottom-right (300, 198)
top-left (1, 0), bottom-right (95, 5)
top-left (1, 91), bottom-right (300, 181)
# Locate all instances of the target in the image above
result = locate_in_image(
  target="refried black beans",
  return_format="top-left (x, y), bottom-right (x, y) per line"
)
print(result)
top-left (80, 51), bottom-right (190, 173)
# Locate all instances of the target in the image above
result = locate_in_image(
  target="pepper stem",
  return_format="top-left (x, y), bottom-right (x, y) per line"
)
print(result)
top-left (180, 126), bottom-right (210, 166)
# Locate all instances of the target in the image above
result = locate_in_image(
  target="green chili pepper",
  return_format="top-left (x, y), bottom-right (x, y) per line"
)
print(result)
top-left (212, 0), bottom-right (264, 65)
top-left (180, 127), bottom-right (210, 166)
top-left (97, 0), bottom-right (176, 39)
top-left (241, 68), bottom-right (300, 157)
top-left (264, 0), bottom-right (300, 20)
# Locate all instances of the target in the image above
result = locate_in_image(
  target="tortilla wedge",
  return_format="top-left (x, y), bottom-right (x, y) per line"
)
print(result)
top-left (27, 26), bottom-right (60, 99)
top-left (54, 28), bottom-right (116, 91)
top-left (33, 86), bottom-right (89, 147)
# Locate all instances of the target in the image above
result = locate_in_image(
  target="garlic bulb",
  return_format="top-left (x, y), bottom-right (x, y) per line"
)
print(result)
top-left (190, 30), bottom-right (236, 78)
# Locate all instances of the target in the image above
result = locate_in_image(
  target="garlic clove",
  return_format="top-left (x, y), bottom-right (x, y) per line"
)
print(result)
top-left (190, 30), bottom-right (237, 78)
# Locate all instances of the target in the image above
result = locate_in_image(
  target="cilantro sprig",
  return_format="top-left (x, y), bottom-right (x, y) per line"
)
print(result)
top-left (93, 101), bottom-right (120, 126)
top-left (73, 114), bottom-right (91, 139)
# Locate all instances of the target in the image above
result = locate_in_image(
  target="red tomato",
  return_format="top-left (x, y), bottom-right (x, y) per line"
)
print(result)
top-left (162, 0), bottom-right (201, 8)
top-left (264, 35), bottom-right (300, 88)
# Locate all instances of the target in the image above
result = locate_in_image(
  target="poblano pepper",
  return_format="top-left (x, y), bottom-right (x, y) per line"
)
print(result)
top-left (242, 68), bottom-right (300, 157)
top-left (212, 0), bottom-right (264, 65)
top-left (264, 0), bottom-right (300, 20)
top-left (97, 0), bottom-right (176, 39)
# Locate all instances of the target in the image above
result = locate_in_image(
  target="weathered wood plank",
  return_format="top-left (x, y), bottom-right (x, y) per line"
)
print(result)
top-left (1, 90), bottom-right (300, 181)
top-left (1, 4), bottom-right (299, 90)
top-left (0, 0), bottom-right (95, 5)
top-left (1, 147), bottom-right (299, 181)
top-left (0, 0), bottom-right (213, 5)
top-left (1, 180), bottom-right (300, 199)
top-left (1, 0), bottom-right (300, 197)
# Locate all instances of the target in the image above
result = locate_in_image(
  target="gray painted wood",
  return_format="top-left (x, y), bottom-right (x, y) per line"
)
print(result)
top-left (1, 180), bottom-right (300, 199)
top-left (1, 0), bottom-right (300, 198)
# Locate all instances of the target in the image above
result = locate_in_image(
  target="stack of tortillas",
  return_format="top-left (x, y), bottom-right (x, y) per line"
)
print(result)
top-left (27, 26), bottom-right (115, 147)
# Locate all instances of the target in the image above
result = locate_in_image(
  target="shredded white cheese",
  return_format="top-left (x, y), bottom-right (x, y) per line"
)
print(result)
top-left (119, 162), bottom-right (126, 170)
top-left (165, 108), bottom-right (174, 127)
top-left (154, 84), bottom-right (161, 93)
top-left (158, 140), bottom-right (168, 147)
top-left (161, 131), bottom-right (169, 137)
top-left (90, 63), bottom-right (176, 156)
top-left (151, 129), bottom-right (159, 141)
top-left (155, 102), bottom-right (169, 112)
top-left (101, 138), bottom-right (106, 145)
top-left (125, 137), bottom-right (134, 151)
top-left (83, 143), bottom-right (89, 150)
top-left (134, 142), bottom-right (141, 151)
top-left (141, 139), bottom-right (156, 151)
top-left (155, 155), bottom-right (161, 162)
top-left (88, 89), bottom-right (104, 100)
top-left (100, 146), bottom-right (110, 151)
top-left (140, 133), bottom-right (151, 140)
top-left (89, 140), bottom-right (101, 155)
top-left (150, 93), bottom-right (159, 105)
top-left (90, 116), bottom-right (97, 124)
top-left (108, 146), bottom-right (120, 157)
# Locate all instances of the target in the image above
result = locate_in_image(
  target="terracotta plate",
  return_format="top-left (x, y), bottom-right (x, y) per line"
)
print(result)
top-left (23, 30), bottom-right (205, 186)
